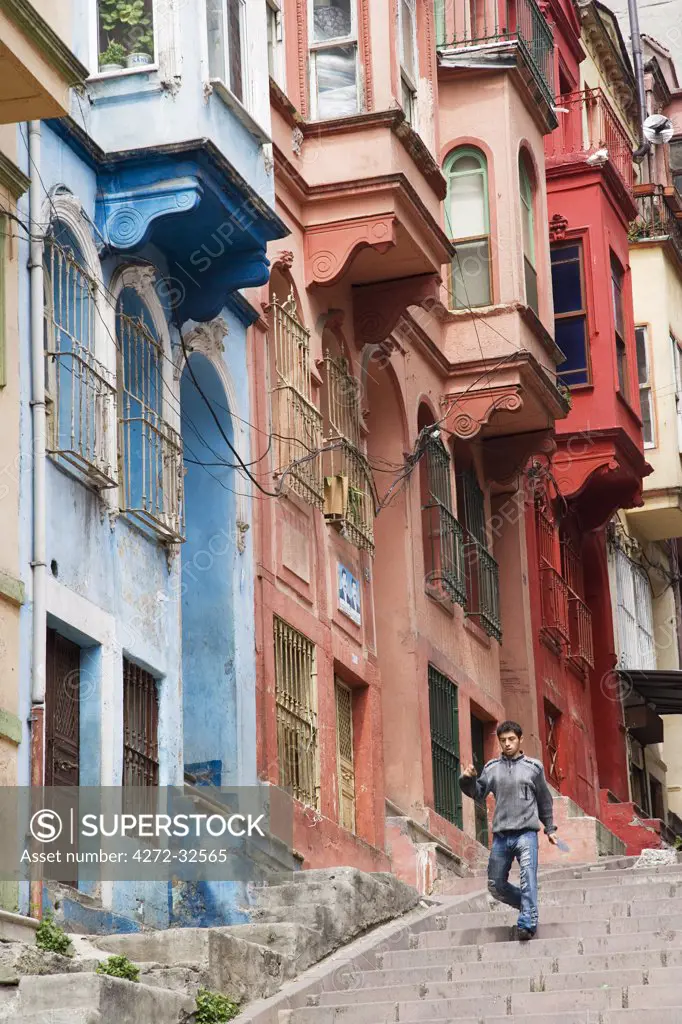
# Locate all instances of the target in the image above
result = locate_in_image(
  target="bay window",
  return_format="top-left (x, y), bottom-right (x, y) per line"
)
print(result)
top-left (615, 547), bottom-right (655, 671)
top-left (398, 0), bottom-right (418, 125)
top-left (635, 326), bottom-right (654, 447)
top-left (310, 0), bottom-right (359, 119)
top-left (551, 242), bottom-right (589, 387)
top-left (444, 147), bottom-right (491, 309)
top-left (611, 254), bottom-right (628, 398)
top-left (267, 0), bottom-right (285, 85)
top-left (207, 0), bottom-right (246, 104)
top-left (519, 154), bottom-right (537, 315)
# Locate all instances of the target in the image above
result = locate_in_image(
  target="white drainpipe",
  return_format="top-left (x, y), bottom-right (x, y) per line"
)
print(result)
top-left (28, 120), bottom-right (46, 713)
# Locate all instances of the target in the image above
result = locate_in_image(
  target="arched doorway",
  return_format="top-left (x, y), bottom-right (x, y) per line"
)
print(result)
top-left (180, 353), bottom-right (237, 785)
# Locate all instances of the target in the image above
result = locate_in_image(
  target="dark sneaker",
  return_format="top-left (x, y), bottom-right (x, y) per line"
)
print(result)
top-left (517, 928), bottom-right (534, 941)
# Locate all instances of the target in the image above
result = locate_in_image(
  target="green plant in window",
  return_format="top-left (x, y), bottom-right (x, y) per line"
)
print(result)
top-left (195, 989), bottom-right (240, 1023)
top-left (99, 41), bottom-right (128, 65)
top-left (99, 0), bottom-right (153, 54)
top-left (346, 485), bottom-right (365, 523)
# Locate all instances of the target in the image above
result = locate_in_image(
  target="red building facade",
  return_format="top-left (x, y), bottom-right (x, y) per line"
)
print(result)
top-left (528, 0), bottom-right (650, 820)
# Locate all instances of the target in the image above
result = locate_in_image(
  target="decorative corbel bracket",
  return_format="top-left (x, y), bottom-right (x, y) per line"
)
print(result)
top-left (97, 177), bottom-right (203, 250)
top-left (440, 385), bottom-right (524, 440)
top-left (305, 215), bottom-right (397, 286)
top-left (353, 273), bottom-right (441, 349)
top-left (174, 317), bottom-right (229, 379)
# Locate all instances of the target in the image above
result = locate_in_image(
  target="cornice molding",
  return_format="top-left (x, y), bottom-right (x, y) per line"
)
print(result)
top-left (0, 0), bottom-right (89, 85)
top-left (0, 151), bottom-right (30, 200)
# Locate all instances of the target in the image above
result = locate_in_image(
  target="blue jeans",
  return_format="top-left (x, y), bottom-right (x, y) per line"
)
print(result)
top-left (487, 830), bottom-right (539, 933)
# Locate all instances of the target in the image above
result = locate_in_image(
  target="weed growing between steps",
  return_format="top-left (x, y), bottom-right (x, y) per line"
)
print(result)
top-left (35, 914), bottom-right (72, 956)
top-left (96, 954), bottom-right (140, 982)
top-left (195, 988), bottom-right (240, 1022)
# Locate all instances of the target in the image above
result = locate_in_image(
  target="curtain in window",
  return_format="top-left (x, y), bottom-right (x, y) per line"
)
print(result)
top-left (444, 148), bottom-right (491, 309)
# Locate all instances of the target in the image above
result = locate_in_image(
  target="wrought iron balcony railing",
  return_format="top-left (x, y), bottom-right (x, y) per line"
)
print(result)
top-left (630, 184), bottom-right (682, 266)
top-left (568, 591), bottom-right (594, 669)
top-left (545, 87), bottom-right (635, 192)
top-left (323, 440), bottom-right (375, 554)
top-left (464, 535), bottom-right (502, 641)
top-left (46, 343), bottom-right (117, 489)
top-left (424, 501), bottom-right (468, 607)
top-left (436, 0), bottom-right (554, 110)
top-left (540, 560), bottom-right (571, 644)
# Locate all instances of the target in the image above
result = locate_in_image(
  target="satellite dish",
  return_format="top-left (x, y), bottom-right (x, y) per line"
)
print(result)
top-left (643, 113), bottom-right (674, 145)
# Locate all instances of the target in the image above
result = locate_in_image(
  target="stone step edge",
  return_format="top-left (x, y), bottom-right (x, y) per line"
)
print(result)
top-left (235, 861), bottom-right (641, 1024)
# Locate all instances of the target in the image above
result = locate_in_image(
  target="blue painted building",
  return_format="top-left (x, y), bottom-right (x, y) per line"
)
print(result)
top-left (15, 0), bottom-right (287, 929)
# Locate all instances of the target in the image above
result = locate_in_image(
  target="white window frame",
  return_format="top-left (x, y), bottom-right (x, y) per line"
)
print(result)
top-left (635, 325), bottom-right (655, 449)
top-left (672, 332), bottom-right (682, 454)
top-left (267, 0), bottom-right (285, 87)
top-left (308, 0), bottom-right (360, 120)
top-left (206, 0), bottom-right (250, 110)
top-left (91, 0), bottom-right (160, 80)
top-left (615, 547), bottom-right (656, 671)
top-left (398, 0), bottom-right (418, 126)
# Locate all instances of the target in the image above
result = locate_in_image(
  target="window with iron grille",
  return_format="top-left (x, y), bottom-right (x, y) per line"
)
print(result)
top-left (561, 534), bottom-right (594, 669)
top-left (44, 222), bottom-right (117, 489)
top-left (536, 504), bottom-right (570, 645)
top-left (270, 290), bottom-right (323, 508)
top-left (117, 286), bottom-right (184, 542)
top-left (428, 665), bottom-right (462, 827)
top-left (615, 546), bottom-right (655, 671)
top-left (322, 353), bottom-right (374, 553)
top-left (274, 617), bottom-right (318, 807)
top-left (421, 433), bottom-right (466, 605)
top-left (544, 703), bottom-right (561, 788)
top-left (456, 466), bottom-right (501, 639)
top-left (335, 679), bottom-right (356, 833)
top-left (123, 658), bottom-right (160, 790)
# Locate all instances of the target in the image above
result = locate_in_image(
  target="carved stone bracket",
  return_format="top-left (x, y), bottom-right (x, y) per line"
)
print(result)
top-left (98, 177), bottom-right (203, 250)
top-left (305, 215), bottom-right (397, 286)
top-left (353, 273), bottom-right (441, 349)
top-left (441, 386), bottom-right (524, 439)
top-left (549, 213), bottom-right (569, 241)
top-left (175, 317), bottom-right (229, 379)
top-left (272, 250), bottom-right (295, 272)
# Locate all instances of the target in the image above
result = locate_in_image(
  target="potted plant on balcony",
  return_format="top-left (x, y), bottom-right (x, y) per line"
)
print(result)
top-left (99, 41), bottom-right (127, 72)
top-left (99, 0), bottom-right (154, 68)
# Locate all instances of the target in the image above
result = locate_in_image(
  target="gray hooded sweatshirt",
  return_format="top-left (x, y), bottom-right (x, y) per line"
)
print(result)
top-left (459, 753), bottom-right (557, 835)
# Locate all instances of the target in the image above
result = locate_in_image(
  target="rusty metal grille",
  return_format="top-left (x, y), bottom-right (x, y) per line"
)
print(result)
top-left (123, 659), bottom-right (160, 789)
top-left (44, 236), bottom-right (117, 489)
top-left (274, 617), bottom-right (318, 807)
top-left (422, 434), bottom-right (466, 606)
top-left (545, 705), bottom-right (560, 787)
top-left (561, 538), bottom-right (594, 668)
top-left (118, 309), bottom-right (184, 542)
top-left (428, 665), bottom-right (462, 827)
top-left (270, 292), bottom-right (324, 508)
top-left (335, 680), bottom-right (356, 833)
top-left (323, 354), bottom-right (375, 553)
top-left (535, 506), bottom-right (556, 567)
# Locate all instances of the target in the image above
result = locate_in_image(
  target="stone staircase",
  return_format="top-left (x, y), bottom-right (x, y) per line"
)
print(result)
top-left (239, 852), bottom-right (682, 1023)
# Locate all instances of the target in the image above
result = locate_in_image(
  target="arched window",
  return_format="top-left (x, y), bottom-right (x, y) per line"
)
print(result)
top-left (117, 281), bottom-right (183, 541)
top-left (444, 147), bottom-right (491, 309)
top-left (519, 152), bottom-right (538, 315)
top-left (43, 218), bottom-right (116, 487)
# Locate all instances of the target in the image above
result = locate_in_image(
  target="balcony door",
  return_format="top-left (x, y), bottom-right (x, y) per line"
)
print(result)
top-left (45, 628), bottom-right (81, 787)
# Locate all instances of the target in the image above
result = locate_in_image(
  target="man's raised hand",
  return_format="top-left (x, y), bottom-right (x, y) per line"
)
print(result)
top-left (462, 764), bottom-right (477, 778)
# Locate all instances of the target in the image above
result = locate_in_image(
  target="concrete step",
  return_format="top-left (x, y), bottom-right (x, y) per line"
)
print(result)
top-left (427, 911), bottom-right (682, 947)
top-left (7, 973), bottom-right (193, 1023)
top-left (381, 927), bottom-right (682, 969)
top-left (538, 865), bottom-right (682, 890)
top-left (0, 911), bottom-right (38, 945)
top-left (367, 945), bottom-right (682, 987)
top-left (281, 981), bottom-right (682, 1023)
top-left (1, 1013), bottom-right (101, 1024)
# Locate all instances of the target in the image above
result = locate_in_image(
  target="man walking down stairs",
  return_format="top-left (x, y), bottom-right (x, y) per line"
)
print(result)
top-left (250, 854), bottom-right (682, 1022)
